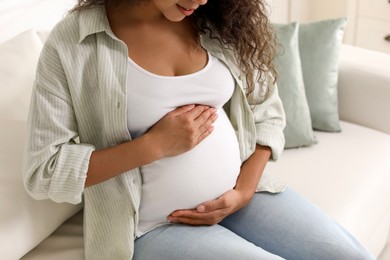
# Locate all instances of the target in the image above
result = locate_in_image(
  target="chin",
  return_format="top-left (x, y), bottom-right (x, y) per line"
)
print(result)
top-left (163, 12), bottom-right (186, 22)
top-left (166, 16), bottom-right (186, 22)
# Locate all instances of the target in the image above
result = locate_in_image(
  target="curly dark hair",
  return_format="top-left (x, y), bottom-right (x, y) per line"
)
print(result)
top-left (71, 0), bottom-right (277, 95)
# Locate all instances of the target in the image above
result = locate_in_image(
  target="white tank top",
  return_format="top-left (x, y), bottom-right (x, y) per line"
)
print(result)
top-left (126, 52), bottom-right (241, 236)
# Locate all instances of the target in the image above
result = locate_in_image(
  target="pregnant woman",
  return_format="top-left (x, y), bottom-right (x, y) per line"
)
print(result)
top-left (24, 0), bottom-right (375, 259)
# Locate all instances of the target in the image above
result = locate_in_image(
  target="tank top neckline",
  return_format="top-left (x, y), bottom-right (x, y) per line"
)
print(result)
top-left (127, 52), bottom-right (212, 79)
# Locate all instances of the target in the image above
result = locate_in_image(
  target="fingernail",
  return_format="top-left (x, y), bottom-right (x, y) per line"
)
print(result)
top-left (197, 205), bottom-right (205, 212)
top-left (168, 217), bottom-right (177, 223)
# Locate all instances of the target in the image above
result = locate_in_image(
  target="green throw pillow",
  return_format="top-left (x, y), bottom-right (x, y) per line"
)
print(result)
top-left (299, 18), bottom-right (347, 132)
top-left (274, 22), bottom-right (317, 148)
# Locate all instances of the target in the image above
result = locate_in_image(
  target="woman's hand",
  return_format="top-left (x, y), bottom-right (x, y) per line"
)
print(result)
top-left (167, 145), bottom-right (272, 226)
top-left (146, 104), bottom-right (218, 159)
top-left (167, 188), bottom-right (253, 226)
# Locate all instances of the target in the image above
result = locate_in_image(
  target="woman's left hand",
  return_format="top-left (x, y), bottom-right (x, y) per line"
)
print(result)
top-left (167, 188), bottom-right (253, 226)
top-left (168, 145), bottom-right (271, 226)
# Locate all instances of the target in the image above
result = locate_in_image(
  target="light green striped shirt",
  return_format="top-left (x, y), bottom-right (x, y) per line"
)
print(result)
top-left (23, 6), bottom-right (285, 259)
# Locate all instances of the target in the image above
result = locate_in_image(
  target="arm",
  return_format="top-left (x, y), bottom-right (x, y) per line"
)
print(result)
top-left (85, 105), bottom-right (217, 187)
top-left (234, 145), bottom-right (271, 200)
top-left (24, 42), bottom-right (217, 203)
top-left (248, 72), bottom-right (286, 161)
top-left (23, 43), bottom-right (95, 204)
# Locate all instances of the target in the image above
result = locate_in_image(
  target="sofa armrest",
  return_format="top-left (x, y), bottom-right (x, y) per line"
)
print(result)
top-left (338, 44), bottom-right (390, 135)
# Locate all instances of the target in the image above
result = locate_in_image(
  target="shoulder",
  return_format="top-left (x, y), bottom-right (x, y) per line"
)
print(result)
top-left (201, 33), bottom-right (241, 71)
top-left (45, 5), bottom-right (113, 51)
top-left (45, 11), bottom-right (80, 47)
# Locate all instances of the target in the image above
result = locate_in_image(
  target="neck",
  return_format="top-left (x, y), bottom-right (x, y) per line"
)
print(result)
top-left (105, 2), bottom-right (166, 25)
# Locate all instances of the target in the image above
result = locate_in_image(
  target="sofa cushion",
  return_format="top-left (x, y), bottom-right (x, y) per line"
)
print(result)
top-left (273, 22), bottom-right (317, 148)
top-left (0, 30), bottom-right (83, 259)
top-left (299, 18), bottom-right (346, 132)
top-left (0, 30), bottom-right (42, 121)
top-left (338, 44), bottom-right (390, 135)
top-left (21, 209), bottom-right (84, 260)
top-left (265, 121), bottom-right (390, 256)
top-left (0, 119), bottom-right (83, 259)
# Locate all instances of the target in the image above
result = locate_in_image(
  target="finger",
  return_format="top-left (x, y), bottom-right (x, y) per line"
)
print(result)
top-left (169, 209), bottom-right (197, 218)
top-left (185, 105), bottom-right (211, 120)
top-left (169, 209), bottom-right (206, 219)
top-left (169, 210), bottom-right (211, 221)
top-left (167, 104), bottom-right (196, 117)
top-left (193, 108), bottom-right (217, 129)
top-left (169, 216), bottom-right (210, 226)
top-left (197, 196), bottom-right (228, 213)
top-left (197, 125), bottom-right (214, 143)
top-left (169, 210), bottom-right (225, 225)
top-left (197, 110), bottom-right (218, 134)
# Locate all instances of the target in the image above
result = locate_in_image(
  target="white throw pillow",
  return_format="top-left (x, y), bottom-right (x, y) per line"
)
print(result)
top-left (0, 119), bottom-right (82, 259)
top-left (37, 30), bottom-right (50, 44)
top-left (0, 31), bottom-right (83, 259)
top-left (0, 30), bottom-right (42, 121)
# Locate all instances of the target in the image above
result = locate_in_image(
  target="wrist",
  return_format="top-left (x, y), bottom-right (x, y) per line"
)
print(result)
top-left (237, 186), bottom-right (255, 203)
top-left (140, 132), bottom-right (165, 162)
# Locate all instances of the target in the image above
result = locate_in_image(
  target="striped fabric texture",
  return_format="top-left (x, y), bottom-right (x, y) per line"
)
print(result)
top-left (23, 6), bottom-right (286, 259)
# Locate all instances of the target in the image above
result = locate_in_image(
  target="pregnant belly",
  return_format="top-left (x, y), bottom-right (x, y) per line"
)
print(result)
top-left (137, 109), bottom-right (241, 235)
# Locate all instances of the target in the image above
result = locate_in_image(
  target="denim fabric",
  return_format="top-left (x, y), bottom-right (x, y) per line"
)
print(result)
top-left (134, 188), bottom-right (375, 260)
top-left (134, 223), bottom-right (283, 260)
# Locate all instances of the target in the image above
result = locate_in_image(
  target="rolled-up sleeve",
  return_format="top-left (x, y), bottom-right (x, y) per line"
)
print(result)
top-left (248, 74), bottom-right (286, 160)
top-left (23, 42), bottom-right (95, 204)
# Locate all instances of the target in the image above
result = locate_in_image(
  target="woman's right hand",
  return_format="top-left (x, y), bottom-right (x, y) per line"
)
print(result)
top-left (145, 104), bottom-right (218, 158)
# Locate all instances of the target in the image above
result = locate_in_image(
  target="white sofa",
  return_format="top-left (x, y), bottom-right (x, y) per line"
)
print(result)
top-left (1, 1), bottom-right (390, 259)
top-left (267, 44), bottom-right (390, 259)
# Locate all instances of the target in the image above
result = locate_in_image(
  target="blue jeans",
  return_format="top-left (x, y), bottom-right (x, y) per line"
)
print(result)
top-left (133, 188), bottom-right (375, 260)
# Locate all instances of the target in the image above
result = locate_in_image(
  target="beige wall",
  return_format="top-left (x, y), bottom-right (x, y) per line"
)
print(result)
top-left (269, 0), bottom-right (352, 43)
top-left (289, 0), bottom-right (349, 22)
top-left (267, 0), bottom-right (290, 23)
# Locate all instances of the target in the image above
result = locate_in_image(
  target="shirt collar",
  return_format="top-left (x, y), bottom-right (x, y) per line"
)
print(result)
top-left (78, 5), bottom-right (117, 43)
top-left (200, 34), bottom-right (242, 83)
